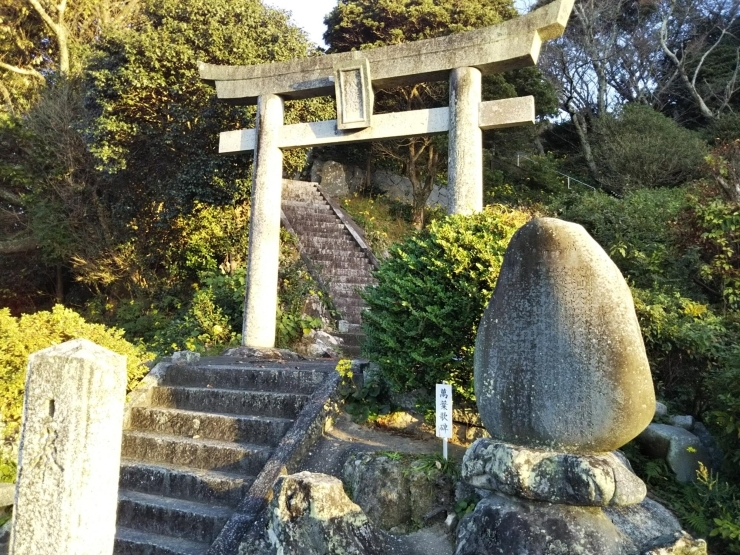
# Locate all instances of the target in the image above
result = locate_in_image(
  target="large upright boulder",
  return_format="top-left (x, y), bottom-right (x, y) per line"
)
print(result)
top-left (474, 218), bottom-right (655, 453)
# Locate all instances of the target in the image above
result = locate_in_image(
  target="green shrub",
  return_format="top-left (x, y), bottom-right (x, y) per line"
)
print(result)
top-left (593, 104), bottom-right (708, 193)
top-left (361, 205), bottom-right (532, 402)
top-left (631, 286), bottom-right (734, 414)
top-left (0, 305), bottom-right (153, 443)
top-left (554, 187), bottom-right (694, 292)
top-left (685, 196), bottom-right (740, 311)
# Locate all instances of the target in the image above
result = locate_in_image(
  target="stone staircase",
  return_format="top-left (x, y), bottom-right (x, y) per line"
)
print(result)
top-left (281, 180), bottom-right (378, 356)
top-left (114, 357), bottom-right (334, 555)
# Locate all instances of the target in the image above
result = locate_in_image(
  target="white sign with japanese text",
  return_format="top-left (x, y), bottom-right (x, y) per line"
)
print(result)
top-left (436, 384), bottom-right (453, 439)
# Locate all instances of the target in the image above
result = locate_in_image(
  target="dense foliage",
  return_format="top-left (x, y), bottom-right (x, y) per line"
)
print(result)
top-left (0, 305), bottom-right (152, 441)
top-left (1, 0), bottom-right (740, 548)
top-left (361, 206), bottom-right (532, 402)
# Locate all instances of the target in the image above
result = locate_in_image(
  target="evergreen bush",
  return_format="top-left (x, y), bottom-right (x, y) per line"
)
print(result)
top-left (361, 205), bottom-right (532, 402)
top-left (0, 305), bottom-right (153, 443)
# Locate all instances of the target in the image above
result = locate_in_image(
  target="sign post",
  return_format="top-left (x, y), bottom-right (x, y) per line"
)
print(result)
top-left (436, 383), bottom-right (453, 460)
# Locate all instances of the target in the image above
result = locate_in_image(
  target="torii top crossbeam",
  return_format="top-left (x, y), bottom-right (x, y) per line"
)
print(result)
top-left (199, 0), bottom-right (574, 104)
top-left (198, 0), bottom-right (575, 349)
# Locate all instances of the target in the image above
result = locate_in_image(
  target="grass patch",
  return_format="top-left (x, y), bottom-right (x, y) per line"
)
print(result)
top-left (340, 195), bottom-right (416, 256)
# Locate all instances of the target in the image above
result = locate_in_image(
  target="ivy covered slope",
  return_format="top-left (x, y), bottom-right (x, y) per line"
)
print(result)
top-left (361, 206), bottom-right (532, 402)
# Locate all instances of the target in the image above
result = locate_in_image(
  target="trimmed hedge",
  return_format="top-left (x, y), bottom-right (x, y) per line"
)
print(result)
top-left (361, 205), bottom-right (532, 402)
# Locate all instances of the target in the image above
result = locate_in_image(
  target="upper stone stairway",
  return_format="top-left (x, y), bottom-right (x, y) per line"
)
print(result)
top-left (281, 180), bottom-right (378, 355)
top-left (114, 357), bottom-right (334, 555)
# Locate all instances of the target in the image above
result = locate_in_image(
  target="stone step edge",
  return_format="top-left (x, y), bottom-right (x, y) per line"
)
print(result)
top-left (115, 525), bottom-right (208, 555)
top-left (130, 406), bottom-right (295, 426)
top-left (151, 385), bottom-right (311, 401)
top-left (119, 489), bottom-right (233, 521)
top-left (122, 429), bottom-right (275, 455)
top-left (120, 458), bottom-right (255, 487)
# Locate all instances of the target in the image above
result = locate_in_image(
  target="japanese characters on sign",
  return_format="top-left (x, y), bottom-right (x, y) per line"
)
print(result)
top-left (436, 383), bottom-right (453, 439)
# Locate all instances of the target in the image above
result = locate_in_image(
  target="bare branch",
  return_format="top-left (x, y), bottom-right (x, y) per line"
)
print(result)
top-left (0, 82), bottom-right (13, 111)
top-left (0, 234), bottom-right (36, 255)
top-left (659, 14), bottom-right (716, 119)
top-left (0, 189), bottom-right (26, 207)
top-left (0, 61), bottom-right (46, 82)
top-left (691, 18), bottom-right (736, 89)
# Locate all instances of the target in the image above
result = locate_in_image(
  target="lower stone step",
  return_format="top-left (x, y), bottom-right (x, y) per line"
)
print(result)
top-left (114, 525), bottom-right (209, 555)
top-left (117, 490), bottom-right (232, 545)
top-left (127, 406), bottom-right (293, 446)
top-left (149, 386), bottom-right (309, 419)
top-left (121, 430), bottom-right (272, 474)
top-left (119, 460), bottom-right (253, 508)
top-left (329, 283), bottom-right (372, 295)
top-left (333, 332), bottom-right (365, 347)
top-left (325, 274), bottom-right (375, 285)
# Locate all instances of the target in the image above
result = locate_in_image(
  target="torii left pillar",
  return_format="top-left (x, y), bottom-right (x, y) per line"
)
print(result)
top-left (243, 93), bottom-right (284, 347)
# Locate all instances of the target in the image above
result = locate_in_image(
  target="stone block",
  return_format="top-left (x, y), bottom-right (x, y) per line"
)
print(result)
top-left (455, 493), bottom-right (629, 555)
top-left (604, 497), bottom-right (706, 553)
top-left (461, 439), bottom-right (646, 506)
top-left (456, 494), bottom-right (707, 555)
top-left (171, 350), bottom-right (200, 365)
top-left (637, 424), bottom-right (709, 483)
top-left (10, 339), bottom-right (127, 555)
top-left (240, 472), bottom-right (391, 555)
top-left (670, 415), bottom-right (695, 430)
top-left (654, 401), bottom-right (668, 419)
top-left (0, 484), bottom-right (13, 511)
top-left (342, 453), bottom-right (455, 532)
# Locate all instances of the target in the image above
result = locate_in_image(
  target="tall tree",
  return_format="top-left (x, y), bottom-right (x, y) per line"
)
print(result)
top-left (0, 0), bottom-right (140, 112)
top-left (323, 0), bottom-right (521, 228)
top-left (656, 0), bottom-right (740, 124)
top-left (538, 0), bottom-right (740, 184)
top-left (80, 0), bottom-right (328, 295)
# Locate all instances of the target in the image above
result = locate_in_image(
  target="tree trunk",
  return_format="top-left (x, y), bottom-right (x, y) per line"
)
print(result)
top-left (407, 151), bottom-right (425, 229)
top-left (714, 175), bottom-right (740, 203)
top-left (56, 264), bottom-right (64, 303)
top-left (570, 110), bottom-right (600, 183)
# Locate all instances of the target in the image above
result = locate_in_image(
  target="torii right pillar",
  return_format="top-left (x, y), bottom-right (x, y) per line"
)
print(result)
top-left (449, 67), bottom-right (483, 215)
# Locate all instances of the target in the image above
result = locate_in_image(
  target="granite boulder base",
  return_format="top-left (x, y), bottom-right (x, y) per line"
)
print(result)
top-left (461, 439), bottom-right (646, 506)
top-left (474, 217), bottom-right (655, 454)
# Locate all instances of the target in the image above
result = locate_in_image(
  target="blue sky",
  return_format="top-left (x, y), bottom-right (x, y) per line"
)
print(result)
top-left (265, 0), bottom-right (531, 48)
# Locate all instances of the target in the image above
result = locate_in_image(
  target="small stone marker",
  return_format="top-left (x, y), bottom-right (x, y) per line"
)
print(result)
top-left (436, 384), bottom-right (453, 459)
top-left (10, 339), bottom-right (127, 555)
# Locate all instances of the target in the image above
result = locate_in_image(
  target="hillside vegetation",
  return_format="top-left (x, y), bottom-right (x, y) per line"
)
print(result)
top-left (1, 0), bottom-right (739, 549)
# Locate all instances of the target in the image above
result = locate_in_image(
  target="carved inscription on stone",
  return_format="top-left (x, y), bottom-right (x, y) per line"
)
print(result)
top-left (334, 59), bottom-right (373, 130)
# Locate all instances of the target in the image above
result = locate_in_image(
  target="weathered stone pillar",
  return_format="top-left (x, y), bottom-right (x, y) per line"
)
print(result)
top-left (448, 67), bottom-right (483, 215)
top-left (243, 93), bottom-right (284, 347)
top-left (10, 339), bottom-right (127, 555)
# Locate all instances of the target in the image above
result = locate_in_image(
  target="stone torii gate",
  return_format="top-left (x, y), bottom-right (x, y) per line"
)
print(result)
top-left (199, 0), bottom-right (575, 348)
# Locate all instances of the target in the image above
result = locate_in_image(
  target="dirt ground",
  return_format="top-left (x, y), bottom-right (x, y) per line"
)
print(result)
top-left (299, 410), bottom-right (468, 476)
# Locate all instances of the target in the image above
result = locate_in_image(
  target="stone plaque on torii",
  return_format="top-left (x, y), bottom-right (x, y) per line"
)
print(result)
top-left (199, 0), bottom-right (575, 348)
